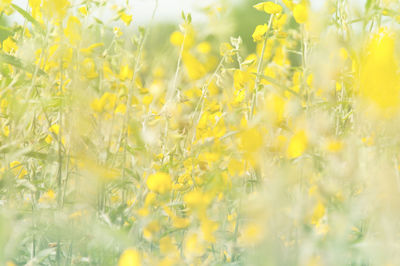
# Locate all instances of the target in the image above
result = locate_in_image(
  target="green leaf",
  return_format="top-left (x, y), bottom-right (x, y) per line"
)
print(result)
top-left (0, 25), bottom-right (13, 34)
top-left (94, 17), bottom-right (104, 25)
top-left (0, 52), bottom-right (47, 76)
top-left (16, 179), bottom-right (37, 192)
top-left (365, 0), bottom-right (373, 10)
top-left (11, 4), bottom-right (41, 28)
top-left (81, 135), bottom-right (97, 151)
top-left (124, 168), bottom-right (140, 181)
top-left (0, 52), bottom-right (23, 68)
top-left (0, 143), bottom-right (17, 154)
top-left (30, 247), bottom-right (56, 263)
top-left (256, 73), bottom-right (298, 95)
top-left (24, 150), bottom-right (57, 162)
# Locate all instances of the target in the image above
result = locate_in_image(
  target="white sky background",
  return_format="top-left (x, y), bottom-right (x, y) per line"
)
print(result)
top-left (9, 0), bottom-right (226, 24)
top-left (122, 0), bottom-right (360, 23)
top-left (112, 0), bottom-right (326, 24)
top-left (130, 0), bottom-right (224, 24)
top-left (9, 0), bottom-right (365, 25)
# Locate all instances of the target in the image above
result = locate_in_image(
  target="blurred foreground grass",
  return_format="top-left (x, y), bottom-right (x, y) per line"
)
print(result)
top-left (1, 0), bottom-right (400, 265)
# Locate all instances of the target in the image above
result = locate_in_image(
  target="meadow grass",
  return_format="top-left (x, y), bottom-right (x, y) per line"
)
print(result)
top-left (1, 0), bottom-right (400, 265)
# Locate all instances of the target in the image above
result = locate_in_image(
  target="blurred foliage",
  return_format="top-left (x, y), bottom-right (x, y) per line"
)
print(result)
top-left (2, 0), bottom-right (400, 265)
top-left (232, 0), bottom-right (269, 52)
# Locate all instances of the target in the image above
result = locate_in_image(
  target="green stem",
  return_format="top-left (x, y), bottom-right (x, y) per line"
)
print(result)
top-left (250, 13), bottom-right (274, 119)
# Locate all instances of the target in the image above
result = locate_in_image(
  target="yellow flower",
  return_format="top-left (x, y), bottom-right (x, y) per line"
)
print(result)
top-left (170, 29), bottom-right (195, 50)
top-left (182, 52), bottom-right (206, 80)
top-left (29, 0), bottom-right (42, 20)
top-left (3, 125), bottom-right (9, 137)
top-left (49, 124), bottom-right (60, 135)
top-left (38, 189), bottom-right (56, 203)
top-left (184, 190), bottom-right (212, 211)
top-left (159, 236), bottom-right (178, 255)
top-left (44, 0), bottom-right (70, 20)
top-left (287, 130), bottom-right (308, 158)
top-left (80, 43), bottom-right (104, 54)
top-left (172, 216), bottom-right (190, 228)
top-left (201, 218), bottom-right (219, 243)
top-left (196, 41), bottom-right (211, 54)
top-left (96, 92), bottom-right (117, 112)
top-left (252, 24), bottom-right (269, 42)
top-left (6, 261), bottom-right (16, 266)
top-left (239, 222), bottom-right (264, 245)
top-left (239, 127), bottom-right (263, 154)
top-left (227, 158), bottom-right (245, 176)
top-left (293, 3), bottom-right (308, 24)
top-left (362, 136), bottom-right (374, 146)
top-left (118, 248), bottom-right (141, 266)
top-left (233, 89), bottom-right (245, 105)
top-left (0, 0), bottom-right (12, 14)
top-left (45, 134), bottom-right (53, 144)
top-left (339, 47), bottom-right (348, 61)
top-left (265, 93), bottom-right (286, 123)
top-left (326, 140), bottom-right (343, 153)
top-left (198, 152), bottom-right (219, 164)
top-left (82, 58), bottom-right (98, 79)
top-left (1, 98), bottom-right (8, 113)
top-left (220, 42), bottom-right (234, 58)
top-left (78, 6), bottom-right (87, 16)
top-left (146, 172), bottom-right (172, 194)
top-left (170, 31), bottom-right (184, 46)
top-left (10, 161), bottom-right (28, 178)
top-left (273, 13), bottom-right (288, 30)
top-left (253, 2), bottom-right (267, 11)
top-left (2, 37), bottom-right (18, 54)
top-left (359, 28), bottom-right (400, 117)
top-left (115, 104), bottom-right (127, 115)
top-left (254, 2), bottom-right (283, 14)
top-left (69, 210), bottom-right (83, 219)
top-left (234, 69), bottom-right (254, 90)
top-left (114, 27), bottom-right (123, 37)
top-left (144, 192), bottom-right (156, 206)
top-left (184, 233), bottom-right (205, 257)
top-left (311, 201), bottom-right (325, 225)
top-left (120, 11), bottom-right (133, 26)
top-left (282, 0), bottom-right (294, 10)
top-left (103, 62), bottom-right (114, 79)
top-left (64, 16), bottom-right (81, 45)
top-left (119, 64), bottom-right (133, 81)
top-left (143, 220), bottom-right (160, 240)
top-left (142, 94), bottom-right (153, 106)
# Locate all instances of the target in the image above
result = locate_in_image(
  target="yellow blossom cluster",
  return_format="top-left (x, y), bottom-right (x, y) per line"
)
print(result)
top-left (1, 0), bottom-right (400, 265)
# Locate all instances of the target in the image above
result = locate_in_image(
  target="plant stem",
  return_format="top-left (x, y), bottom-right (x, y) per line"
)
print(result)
top-left (250, 13), bottom-right (274, 119)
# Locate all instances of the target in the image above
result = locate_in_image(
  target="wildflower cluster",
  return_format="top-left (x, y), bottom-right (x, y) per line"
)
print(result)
top-left (1, 0), bottom-right (400, 265)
